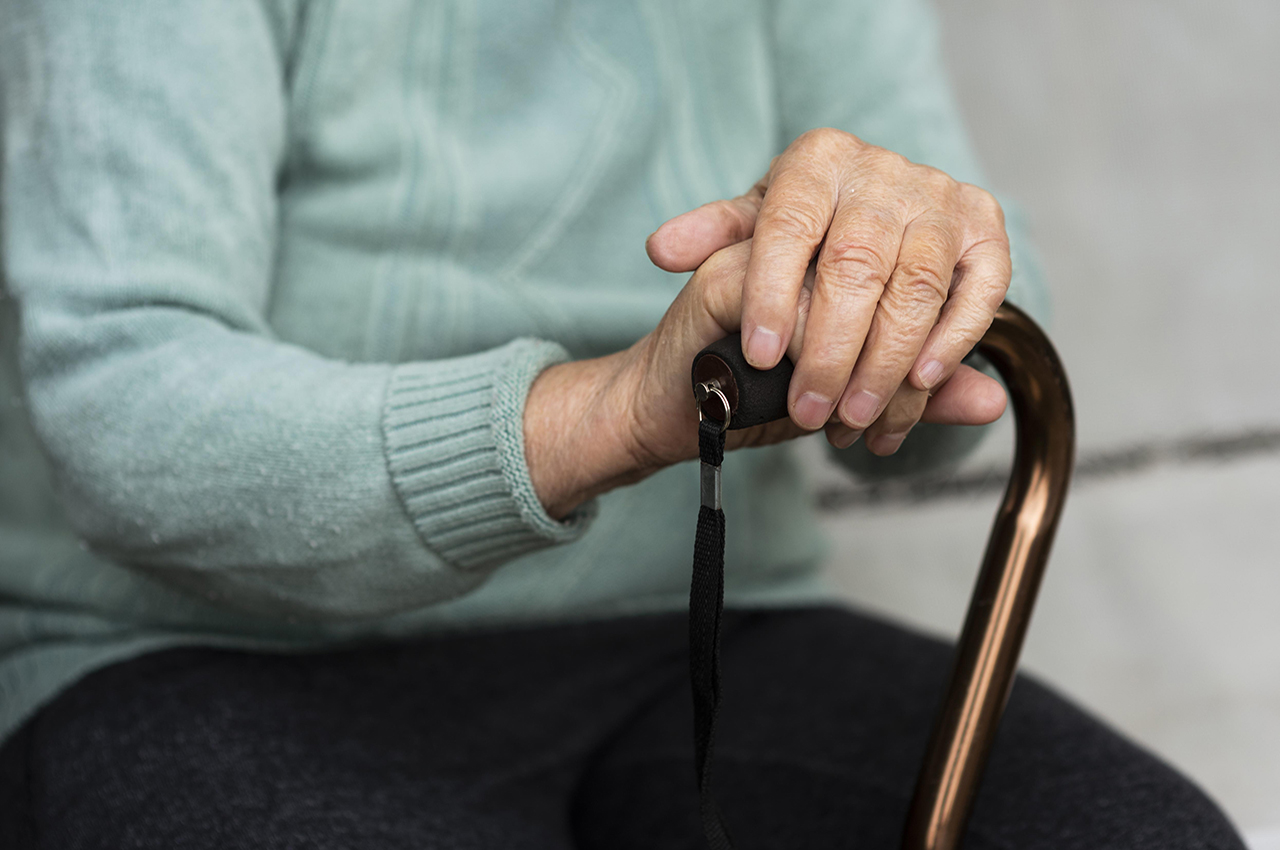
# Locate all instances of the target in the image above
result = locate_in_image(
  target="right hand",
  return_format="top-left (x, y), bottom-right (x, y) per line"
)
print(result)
top-left (525, 239), bottom-right (1002, 518)
top-left (615, 239), bottom-right (1004, 468)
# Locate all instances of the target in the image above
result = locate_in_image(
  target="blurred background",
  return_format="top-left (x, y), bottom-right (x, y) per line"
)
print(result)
top-left (810, 2), bottom-right (1280, 845)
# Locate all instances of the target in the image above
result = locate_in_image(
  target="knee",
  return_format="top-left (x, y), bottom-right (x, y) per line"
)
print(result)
top-left (970, 676), bottom-right (1246, 850)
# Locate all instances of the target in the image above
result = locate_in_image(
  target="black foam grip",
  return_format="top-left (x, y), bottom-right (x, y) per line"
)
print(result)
top-left (693, 333), bottom-right (794, 430)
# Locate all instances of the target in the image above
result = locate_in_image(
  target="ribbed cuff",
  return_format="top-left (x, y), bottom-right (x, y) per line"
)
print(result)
top-left (382, 339), bottom-right (596, 572)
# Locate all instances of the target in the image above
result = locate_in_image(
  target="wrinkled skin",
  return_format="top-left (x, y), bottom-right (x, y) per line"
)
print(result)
top-left (525, 129), bottom-right (1011, 518)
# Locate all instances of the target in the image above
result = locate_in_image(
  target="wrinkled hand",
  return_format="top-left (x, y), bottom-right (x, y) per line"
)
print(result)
top-left (645, 128), bottom-right (1011, 455)
top-left (525, 129), bottom-right (1011, 519)
top-left (608, 238), bottom-right (1003, 478)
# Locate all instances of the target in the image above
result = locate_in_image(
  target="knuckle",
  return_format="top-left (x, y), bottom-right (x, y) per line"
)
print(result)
top-left (963, 183), bottom-right (1005, 226)
top-left (985, 194), bottom-right (1005, 226)
top-left (693, 241), bottom-right (748, 286)
top-left (868, 331), bottom-right (919, 369)
top-left (818, 255), bottom-right (890, 302)
top-left (711, 197), bottom-right (738, 217)
top-left (985, 230), bottom-right (1013, 256)
top-left (714, 199), bottom-right (754, 240)
top-left (866, 145), bottom-right (910, 175)
top-left (797, 333), bottom-right (859, 376)
top-left (964, 237), bottom-right (1013, 287)
top-left (801, 355), bottom-right (853, 386)
top-left (758, 202), bottom-right (828, 242)
top-left (799, 126), bottom-right (851, 153)
top-left (693, 250), bottom-right (729, 283)
top-left (820, 239), bottom-right (891, 279)
top-left (918, 164), bottom-right (957, 197)
top-left (985, 267), bottom-right (1012, 302)
top-left (870, 298), bottom-right (936, 347)
top-left (962, 298), bottom-right (998, 337)
top-left (943, 306), bottom-right (996, 351)
top-left (894, 260), bottom-right (950, 302)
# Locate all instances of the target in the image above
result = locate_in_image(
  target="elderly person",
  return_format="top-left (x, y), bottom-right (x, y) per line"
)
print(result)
top-left (0, 0), bottom-right (1243, 847)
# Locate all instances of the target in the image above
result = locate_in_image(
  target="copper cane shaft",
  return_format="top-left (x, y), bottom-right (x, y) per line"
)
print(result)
top-left (900, 303), bottom-right (1076, 850)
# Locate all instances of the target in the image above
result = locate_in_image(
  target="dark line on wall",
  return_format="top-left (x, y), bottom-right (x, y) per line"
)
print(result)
top-left (815, 427), bottom-right (1280, 512)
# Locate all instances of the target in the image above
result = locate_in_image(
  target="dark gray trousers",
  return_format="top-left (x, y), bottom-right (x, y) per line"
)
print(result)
top-left (0, 606), bottom-right (1245, 849)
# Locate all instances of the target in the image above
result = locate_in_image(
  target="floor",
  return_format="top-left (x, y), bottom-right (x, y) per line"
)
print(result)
top-left (810, 1), bottom-right (1279, 843)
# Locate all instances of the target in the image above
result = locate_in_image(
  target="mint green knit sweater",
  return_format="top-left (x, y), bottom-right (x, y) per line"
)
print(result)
top-left (0, 0), bottom-right (1044, 743)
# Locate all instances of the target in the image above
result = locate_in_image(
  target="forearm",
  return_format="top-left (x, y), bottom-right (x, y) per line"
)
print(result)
top-left (2, 0), bottom-right (605, 620)
top-left (19, 297), bottom-right (592, 617)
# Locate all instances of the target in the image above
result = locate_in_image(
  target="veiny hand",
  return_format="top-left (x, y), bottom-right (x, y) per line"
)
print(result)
top-left (645, 127), bottom-right (1011, 455)
top-left (525, 128), bottom-right (1011, 519)
top-left (607, 237), bottom-right (1004, 473)
top-left (524, 235), bottom-right (1003, 518)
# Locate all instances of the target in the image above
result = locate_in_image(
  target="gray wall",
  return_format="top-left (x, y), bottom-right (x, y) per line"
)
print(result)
top-left (816, 2), bottom-right (1280, 842)
top-left (939, 0), bottom-right (1280, 445)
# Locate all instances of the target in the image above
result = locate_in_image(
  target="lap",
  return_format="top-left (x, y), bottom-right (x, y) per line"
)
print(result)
top-left (0, 616), bottom-right (688, 850)
top-left (0, 607), bottom-right (1244, 850)
top-left (574, 609), bottom-right (1244, 850)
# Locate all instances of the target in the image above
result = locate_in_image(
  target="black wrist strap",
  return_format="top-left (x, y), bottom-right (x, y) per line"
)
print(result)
top-left (690, 417), bottom-right (733, 849)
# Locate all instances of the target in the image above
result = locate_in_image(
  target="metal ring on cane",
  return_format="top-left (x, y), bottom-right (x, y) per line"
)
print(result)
top-left (695, 381), bottom-right (732, 432)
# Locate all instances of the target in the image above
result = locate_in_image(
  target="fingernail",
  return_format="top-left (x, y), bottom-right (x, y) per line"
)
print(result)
top-left (870, 432), bottom-right (907, 455)
top-left (831, 427), bottom-right (864, 449)
top-left (745, 326), bottom-right (782, 368)
top-left (793, 392), bottom-right (833, 430)
top-left (843, 390), bottom-right (881, 428)
top-left (918, 359), bottom-right (945, 390)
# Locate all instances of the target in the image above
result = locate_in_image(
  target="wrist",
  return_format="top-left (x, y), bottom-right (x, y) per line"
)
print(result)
top-left (523, 347), bottom-right (654, 520)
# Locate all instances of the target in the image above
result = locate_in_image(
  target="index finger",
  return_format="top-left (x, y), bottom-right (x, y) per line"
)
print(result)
top-left (740, 160), bottom-right (837, 369)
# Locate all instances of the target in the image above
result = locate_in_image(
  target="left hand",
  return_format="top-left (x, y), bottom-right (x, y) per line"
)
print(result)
top-left (645, 128), bottom-right (1011, 455)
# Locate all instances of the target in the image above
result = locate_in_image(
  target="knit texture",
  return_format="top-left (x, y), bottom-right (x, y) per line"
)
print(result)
top-left (384, 341), bottom-right (595, 571)
top-left (0, 0), bottom-right (1045, 745)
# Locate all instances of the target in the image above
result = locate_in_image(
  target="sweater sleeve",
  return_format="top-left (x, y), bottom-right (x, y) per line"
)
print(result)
top-left (0, 0), bottom-right (593, 620)
top-left (771, 0), bottom-right (1050, 478)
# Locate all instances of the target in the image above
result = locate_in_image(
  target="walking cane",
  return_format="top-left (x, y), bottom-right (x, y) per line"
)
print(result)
top-left (690, 302), bottom-right (1076, 849)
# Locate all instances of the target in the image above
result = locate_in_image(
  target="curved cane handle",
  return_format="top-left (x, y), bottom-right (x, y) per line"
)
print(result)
top-left (690, 302), bottom-right (1076, 849)
top-left (900, 302), bottom-right (1075, 849)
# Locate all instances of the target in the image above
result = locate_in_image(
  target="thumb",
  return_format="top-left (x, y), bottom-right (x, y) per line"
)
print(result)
top-left (920, 365), bottom-right (1008, 425)
top-left (645, 182), bottom-right (766, 273)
